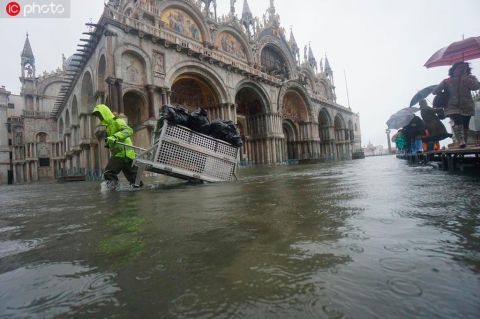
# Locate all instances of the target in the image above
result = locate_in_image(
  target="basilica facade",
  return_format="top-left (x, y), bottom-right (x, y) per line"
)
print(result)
top-left (0, 0), bottom-right (362, 185)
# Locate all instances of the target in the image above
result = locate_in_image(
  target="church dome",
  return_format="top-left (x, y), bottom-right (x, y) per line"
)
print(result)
top-left (64, 55), bottom-right (80, 71)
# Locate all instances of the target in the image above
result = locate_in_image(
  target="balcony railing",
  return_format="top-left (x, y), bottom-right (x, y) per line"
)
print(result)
top-left (22, 110), bottom-right (51, 118)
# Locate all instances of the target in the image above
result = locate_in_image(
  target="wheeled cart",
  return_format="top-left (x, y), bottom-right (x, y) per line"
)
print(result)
top-left (130, 122), bottom-right (240, 184)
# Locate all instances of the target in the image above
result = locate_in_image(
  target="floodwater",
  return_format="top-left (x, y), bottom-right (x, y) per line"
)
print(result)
top-left (0, 156), bottom-right (479, 318)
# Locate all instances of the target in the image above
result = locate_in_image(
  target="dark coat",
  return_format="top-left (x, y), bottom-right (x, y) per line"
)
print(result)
top-left (433, 74), bottom-right (480, 117)
top-left (420, 106), bottom-right (450, 142)
top-left (403, 115), bottom-right (425, 139)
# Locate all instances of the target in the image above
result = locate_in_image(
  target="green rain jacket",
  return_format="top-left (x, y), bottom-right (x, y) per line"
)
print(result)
top-left (93, 104), bottom-right (136, 160)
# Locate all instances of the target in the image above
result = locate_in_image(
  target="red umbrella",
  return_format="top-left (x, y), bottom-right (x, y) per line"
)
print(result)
top-left (424, 36), bottom-right (480, 68)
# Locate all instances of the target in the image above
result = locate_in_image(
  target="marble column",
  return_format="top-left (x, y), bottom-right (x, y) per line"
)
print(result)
top-left (116, 79), bottom-right (124, 115)
top-left (160, 88), bottom-right (167, 105)
top-left (106, 77), bottom-right (118, 113)
top-left (146, 85), bottom-right (156, 119)
top-left (34, 161), bottom-right (38, 181)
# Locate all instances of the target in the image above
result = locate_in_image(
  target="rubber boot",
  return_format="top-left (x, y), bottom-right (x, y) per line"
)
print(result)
top-left (452, 125), bottom-right (460, 148)
top-left (454, 125), bottom-right (466, 148)
top-left (463, 128), bottom-right (469, 147)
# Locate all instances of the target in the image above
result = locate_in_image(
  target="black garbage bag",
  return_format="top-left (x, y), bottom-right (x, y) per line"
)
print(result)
top-left (226, 135), bottom-right (243, 147)
top-left (188, 107), bottom-right (210, 135)
top-left (210, 120), bottom-right (243, 147)
top-left (161, 105), bottom-right (189, 126)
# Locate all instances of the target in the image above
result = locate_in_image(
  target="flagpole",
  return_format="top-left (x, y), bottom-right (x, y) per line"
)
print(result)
top-left (344, 69), bottom-right (351, 109)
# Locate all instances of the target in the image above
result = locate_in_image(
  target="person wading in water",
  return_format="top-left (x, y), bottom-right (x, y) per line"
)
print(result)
top-left (92, 104), bottom-right (142, 190)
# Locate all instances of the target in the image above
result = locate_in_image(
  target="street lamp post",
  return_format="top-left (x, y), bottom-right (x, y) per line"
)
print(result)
top-left (386, 128), bottom-right (392, 154)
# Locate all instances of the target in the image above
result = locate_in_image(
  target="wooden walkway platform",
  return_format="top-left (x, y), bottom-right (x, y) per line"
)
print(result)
top-left (57, 175), bottom-right (86, 182)
top-left (397, 147), bottom-right (480, 172)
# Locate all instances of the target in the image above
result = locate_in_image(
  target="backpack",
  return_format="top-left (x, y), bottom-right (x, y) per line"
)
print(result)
top-left (432, 88), bottom-right (449, 109)
top-left (432, 87), bottom-right (449, 120)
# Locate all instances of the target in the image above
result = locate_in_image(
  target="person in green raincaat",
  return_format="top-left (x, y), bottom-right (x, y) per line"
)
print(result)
top-left (92, 104), bottom-right (143, 189)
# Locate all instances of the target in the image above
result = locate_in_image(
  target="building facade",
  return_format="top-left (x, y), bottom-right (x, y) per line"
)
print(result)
top-left (1, 0), bottom-right (363, 185)
top-left (0, 34), bottom-right (68, 184)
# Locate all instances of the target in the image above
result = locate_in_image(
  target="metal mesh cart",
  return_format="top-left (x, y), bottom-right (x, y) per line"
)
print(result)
top-left (131, 122), bottom-right (240, 184)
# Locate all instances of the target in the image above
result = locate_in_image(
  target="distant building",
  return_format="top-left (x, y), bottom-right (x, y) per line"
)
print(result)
top-left (0, 0), bottom-right (362, 185)
top-left (0, 34), bottom-right (67, 184)
top-left (363, 142), bottom-right (388, 157)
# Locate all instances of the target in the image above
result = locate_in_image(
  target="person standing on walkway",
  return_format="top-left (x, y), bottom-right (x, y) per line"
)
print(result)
top-left (433, 62), bottom-right (480, 148)
top-left (419, 99), bottom-right (451, 151)
top-left (92, 104), bottom-right (142, 189)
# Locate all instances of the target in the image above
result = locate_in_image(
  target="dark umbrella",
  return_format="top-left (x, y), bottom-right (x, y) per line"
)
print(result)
top-left (386, 107), bottom-right (420, 130)
top-left (409, 85), bottom-right (438, 107)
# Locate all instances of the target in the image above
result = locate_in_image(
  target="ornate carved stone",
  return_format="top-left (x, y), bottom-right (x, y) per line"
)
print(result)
top-left (153, 51), bottom-right (165, 77)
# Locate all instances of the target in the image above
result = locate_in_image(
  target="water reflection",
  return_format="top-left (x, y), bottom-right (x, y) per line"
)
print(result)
top-left (0, 262), bottom-right (120, 318)
top-left (0, 157), bottom-right (479, 318)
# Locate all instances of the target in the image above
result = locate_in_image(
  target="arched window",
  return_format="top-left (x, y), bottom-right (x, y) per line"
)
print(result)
top-left (36, 132), bottom-right (48, 143)
top-left (261, 46), bottom-right (289, 79)
top-left (59, 118), bottom-right (64, 136)
top-left (65, 109), bottom-right (70, 128)
top-left (81, 72), bottom-right (94, 112)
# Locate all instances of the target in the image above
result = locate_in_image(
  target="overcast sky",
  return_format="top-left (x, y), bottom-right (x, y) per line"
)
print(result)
top-left (1, 0), bottom-right (479, 147)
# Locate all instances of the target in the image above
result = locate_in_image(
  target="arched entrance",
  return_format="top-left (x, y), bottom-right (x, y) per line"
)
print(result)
top-left (282, 120), bottom-right (298, 160)
top-left (36, 132), bottom-right (51, 179)
top-left (235, 85), bottom-right (268, 164)
top-left (348, 120), bottom-right (354, 143)
top-left (123, 91), bottom-right (150, 149)
top-left (97, 55), bottom-right (106, 94)
top-left (80, 72), bottom-right (94, 144)
top-left (281, 90), bottom-right (310, 161)
top-left (334, 115), bottom-right (348, 160)
top-left (80, 72), bottom-right (94, 113)
top-left (170, 74), bottom-right (219, 112)
top-left (319, 109), bottom-right (333, 160)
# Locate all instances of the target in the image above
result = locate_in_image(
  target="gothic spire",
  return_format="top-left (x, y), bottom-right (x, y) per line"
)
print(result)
top-left (324, 54), bottom-right (333, 76)
top-left (21, 33), bottom-right (35, 60)
top-left (288, 27), bottom-right (300, 64)
top-left (288, 27), bottom-right (298, 50)
top-left (266, 0), bottom-right (280, 27)
top-left (229, 0), bottom-right (236, 16)
top-left (241, 0), bottom-right (252, 20)
top-left (241, 0), bottom-right (254, 35)
top-left (308, 43), bottom-right (317, 70)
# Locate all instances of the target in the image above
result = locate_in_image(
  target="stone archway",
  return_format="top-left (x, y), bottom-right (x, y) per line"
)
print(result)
top-left (80, 72), bottom-right (94, 144)
top-left (348, 120), bottom-right (354, 143)
top-left (281, 90), bottom-right (310, 161)
top-left (65, 109), bottom-right (72, 154)
top-left (170, 74), bottom-right (219, 112)
top-left (123, 91), bottom-right (150, 149)
top-left (261, 45), bottom-right (290, 79)
top-left (334, 115), bottom-right (348, 160)
top-left (235, 85), bottom-right (269, 164)
top-left (71, 96), bottom-right (79, 147)
top-left (36, 132), bottom-right (51, 179)
top-left (80, 72), bottom-right (94, 113)
top-left (319, 109), bottom-right (333, 160)
top-left (97, 55), bottom-right (107, 100)
top-left (282, 120), bottom-right (298, 161)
